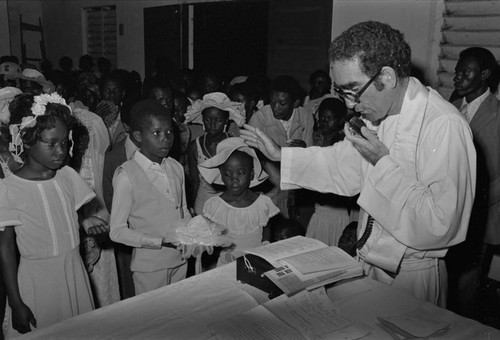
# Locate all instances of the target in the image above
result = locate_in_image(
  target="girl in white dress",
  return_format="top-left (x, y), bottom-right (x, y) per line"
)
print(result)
top-left (0, 93), bottom-right (108, 336)
top-left (186, 93), bottom-right (245, 215)
top-left (198, 137), bottom-right (279, 266)
top-left (0, 86), bottom-right (23, 340)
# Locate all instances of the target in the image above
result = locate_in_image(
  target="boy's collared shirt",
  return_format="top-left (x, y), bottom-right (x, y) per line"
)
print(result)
top-left (110, 151), bottom-right (189, 249)
top-left (279, 110), bottom-right (296, 140)
top-left (124, 135), bottom-right (139, 160)
top-left (133, 151), bottom-right (176, 204)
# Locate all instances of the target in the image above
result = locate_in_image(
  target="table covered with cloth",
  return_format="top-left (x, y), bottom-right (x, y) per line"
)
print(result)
top-left (18, 260), bottom-right (500, 339)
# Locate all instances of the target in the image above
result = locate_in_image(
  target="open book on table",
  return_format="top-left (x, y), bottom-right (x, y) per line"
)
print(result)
top-left (209, 287), bottom-right (371, 340)
top-left (243, 236), bottom-right (363, 297)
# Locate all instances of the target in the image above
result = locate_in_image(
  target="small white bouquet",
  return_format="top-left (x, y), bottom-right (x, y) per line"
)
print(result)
top-left (170, 216), bottom-right (232, 274)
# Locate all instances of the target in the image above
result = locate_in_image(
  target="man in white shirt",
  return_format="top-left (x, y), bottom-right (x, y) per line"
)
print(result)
top-left (242, 21), bottom-right (476, 306)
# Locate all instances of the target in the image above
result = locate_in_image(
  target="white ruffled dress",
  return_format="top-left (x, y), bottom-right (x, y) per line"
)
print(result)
top-left (203, 194), bottom-right (279, 266)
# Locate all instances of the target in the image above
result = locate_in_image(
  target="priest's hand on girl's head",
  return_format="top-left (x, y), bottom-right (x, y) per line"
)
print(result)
top-left (240, 124), bottom-right (281, 162)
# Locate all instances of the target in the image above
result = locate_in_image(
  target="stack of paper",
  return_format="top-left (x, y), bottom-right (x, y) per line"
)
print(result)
top-left (209, 288), bottom-right (371, 340)
top-left (244, 236), bottom-right (363, 296)
top-left (377, 307), bottom-right (450, 339)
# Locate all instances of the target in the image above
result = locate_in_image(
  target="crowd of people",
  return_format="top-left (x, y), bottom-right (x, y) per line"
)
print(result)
top-left (0, 19), bottom-right (499, 337)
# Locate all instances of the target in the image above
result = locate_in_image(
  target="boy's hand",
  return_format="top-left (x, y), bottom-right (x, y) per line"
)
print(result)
top-left (82, 216), bottom-right (110, 236)
top-left (162, 237), bottom-right (177, 249)
top-left (12, 302), bottom-right (36, 334)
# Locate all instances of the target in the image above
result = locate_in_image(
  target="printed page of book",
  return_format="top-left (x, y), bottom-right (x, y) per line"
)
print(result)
top-left (305, 266), bottom-right (363, 292)
top-left (264, 261), bottom-right (363, 296)
top-left (208, 305), bottom-right (306, 340)
top-left (264, 264), bottom-right (346, 296)
top-left (265, 288), bottom-right (371, 340)
top-left (244, 236), bottom-right (327, 267)
top-left (278, 246), bottom-right (361, 274)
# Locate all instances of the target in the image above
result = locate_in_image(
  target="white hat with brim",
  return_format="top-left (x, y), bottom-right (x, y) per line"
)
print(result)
top-left (198, 137), bottom-right (268, 188)
top-left (20, 68), bottom-right (55, 93)
top-left (185, 92), bottom-right (245, 127)
top-left (0, 87), bottom-right (23, 124)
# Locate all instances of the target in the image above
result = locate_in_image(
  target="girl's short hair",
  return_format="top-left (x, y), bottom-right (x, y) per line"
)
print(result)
top-left (9, 93), bottom-right (76, 146)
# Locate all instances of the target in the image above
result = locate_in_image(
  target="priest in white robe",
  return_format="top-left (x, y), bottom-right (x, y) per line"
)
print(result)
top-left (241, 21), bottom-right (476, 306)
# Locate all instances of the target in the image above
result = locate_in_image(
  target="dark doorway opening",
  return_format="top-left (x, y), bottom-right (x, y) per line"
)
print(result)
top-left (193, 1), bottom-right (268, 82)
top-left (143, 1), bottom-right (269, 85)
top-left (144, 5), bottom-right (188, 82)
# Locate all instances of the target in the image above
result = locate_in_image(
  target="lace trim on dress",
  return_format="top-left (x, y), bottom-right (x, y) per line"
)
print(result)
top-left (203, 194), bottom-right (280, 236)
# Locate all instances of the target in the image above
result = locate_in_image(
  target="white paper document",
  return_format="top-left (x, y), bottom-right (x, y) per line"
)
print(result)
top-left (210, 305), bottom-right (306, 340)
top-left (279, 246), bottom-right (360, 274)
top-left (210, 288), bottom-right (371, 340)
top-left (265, 289), bottom-right (352, 334)
top-left (327, 278), bottom-right (372, 302)
top-left (264, 263), bottom-right (362, 296)
top-left (378, 307), bottom-right (450, 338)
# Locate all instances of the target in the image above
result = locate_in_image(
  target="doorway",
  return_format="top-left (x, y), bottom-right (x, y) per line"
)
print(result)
top-left (144, 5), bottom-right (188, 81)
top-left (143, 1), bottom-right (269, 84)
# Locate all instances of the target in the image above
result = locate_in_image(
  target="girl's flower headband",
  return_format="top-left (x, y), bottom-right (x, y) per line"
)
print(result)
top-left (9, 93), bottom-right (73, 160)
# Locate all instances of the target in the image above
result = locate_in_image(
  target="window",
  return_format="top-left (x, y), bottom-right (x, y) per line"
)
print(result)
top-left (83, 6), bottom-right (117, 68)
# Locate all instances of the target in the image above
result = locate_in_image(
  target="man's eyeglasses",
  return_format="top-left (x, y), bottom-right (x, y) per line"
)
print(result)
top-left (334, 69), bottom-right (382, 104)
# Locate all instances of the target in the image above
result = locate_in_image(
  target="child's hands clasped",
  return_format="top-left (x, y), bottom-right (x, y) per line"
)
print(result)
top-left (82, 216), bottom-right (110, 236)
top-left (12, 302), bottom-right (37, 333)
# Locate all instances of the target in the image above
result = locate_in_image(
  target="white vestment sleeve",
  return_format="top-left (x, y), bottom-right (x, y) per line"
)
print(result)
top-left (280, 140), bottom-right (364, 195)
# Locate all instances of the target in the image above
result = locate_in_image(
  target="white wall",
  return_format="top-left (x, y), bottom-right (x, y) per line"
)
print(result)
top-left (331, 0), bottom-right (445, 87)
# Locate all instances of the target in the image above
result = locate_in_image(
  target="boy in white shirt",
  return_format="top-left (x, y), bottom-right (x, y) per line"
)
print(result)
top-left (110, 99), bottom-right (190, 295)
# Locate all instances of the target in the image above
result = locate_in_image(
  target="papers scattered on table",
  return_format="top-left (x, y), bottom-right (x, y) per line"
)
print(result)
top-left (209, 288), bottom-right (371, 340)
top-left (377, 307), bottom-right (450, 339)
top-left (210, 306), bottom-right (305, 340)
top-left (244, 236), bottom-right (363, 296)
